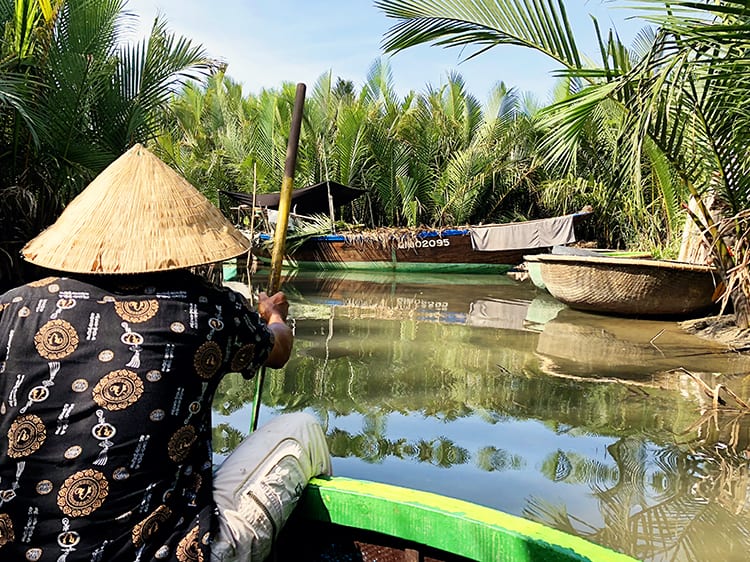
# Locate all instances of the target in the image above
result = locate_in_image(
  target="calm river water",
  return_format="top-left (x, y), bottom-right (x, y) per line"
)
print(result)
top-left (216, 270), bottom-right (750, 562)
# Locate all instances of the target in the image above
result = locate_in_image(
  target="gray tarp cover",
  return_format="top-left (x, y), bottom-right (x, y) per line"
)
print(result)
top-left (469, 214), bottom-right (576, 252)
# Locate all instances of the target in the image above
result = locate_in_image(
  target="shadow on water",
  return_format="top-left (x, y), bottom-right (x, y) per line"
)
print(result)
top-left (216, 269), bottom-right (750, 562)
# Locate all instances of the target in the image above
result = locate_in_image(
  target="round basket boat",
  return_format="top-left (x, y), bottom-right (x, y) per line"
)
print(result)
top-left (533, 254), bottom-right (724, 317)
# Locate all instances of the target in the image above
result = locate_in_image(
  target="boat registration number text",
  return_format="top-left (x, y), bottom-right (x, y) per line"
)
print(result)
top-left (397, 238), bottom-right (451, 250)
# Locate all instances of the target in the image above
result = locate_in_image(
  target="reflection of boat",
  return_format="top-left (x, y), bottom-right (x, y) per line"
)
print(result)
top-left (278, 476), bottom-right (636, 561)
top-left (524, 293), bottom-right (567, 330)
top-left (530, 254), bottom-right (723, 317)
top-left (288, 271), bottom-right (535, 331)
top-left (223, 183), bottom-right (592, 273)
top-left (536, 308), bottom-right (750, 378)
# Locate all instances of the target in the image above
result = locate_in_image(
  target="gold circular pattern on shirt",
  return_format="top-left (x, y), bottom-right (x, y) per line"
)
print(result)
top-left (64, 445), bottom-right (82, 459)
top-left (92, 369), bottom-right (144, 411)
top-left (120, 331), bottom-right (144, 346)
top-left (132, 504), bottom-right (172, 547)
top-left (55, 298), bottom-right (76, 311)
top-left (0, 513), bottom-right (15, 546)
top-left (230, 343), bottom-right (256, 372)
top-left (27, 385), bottom-right (49, 403)
top-left (57, 530), bottom-right (80, 548)
top-left (8, 414), bottom-right (46, 458)
top-left (193, 341), bottom-right (222, 379)
top-left (113, 299), bottom-right (159, 323)
top-left (98, 350), bottom-right (114, 362)
top-left (92, 421), bottom-right (116, 440)
top-left (176, 524), bottom-right (203, 562)
top-left (57, 468), bottom-right (109, 517)
top-left (33, 319), bottom-right (79, 360)
top-left (167, 425), bottom-right (197, 464)
top-left (71, 378), bottom-right (89, 392)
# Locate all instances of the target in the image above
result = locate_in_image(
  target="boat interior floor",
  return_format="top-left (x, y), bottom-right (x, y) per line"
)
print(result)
top-left (274, 519), bottom-right (474, 562)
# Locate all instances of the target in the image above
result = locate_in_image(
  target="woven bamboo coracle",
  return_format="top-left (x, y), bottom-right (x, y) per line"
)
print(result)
top-left (22, 143), bottom-right (250, 274)
top-left (536, 254), bottom-right (723, 316)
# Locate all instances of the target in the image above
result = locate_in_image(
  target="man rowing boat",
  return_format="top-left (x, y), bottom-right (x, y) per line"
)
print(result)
top-left (0, 144), bottom-right (331, 561)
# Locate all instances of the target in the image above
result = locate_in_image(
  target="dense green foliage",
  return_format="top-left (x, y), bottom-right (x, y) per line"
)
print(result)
top-left (155, 2), bottom-right (733, 258)
top-left (153, 64), bottom-right (559, 230)
top-left (376, 0), bottom-right (750, 324)
top-left (0, 0), bottom-right (213, 290)
top-left (3, 0), bottom-right (749, 326)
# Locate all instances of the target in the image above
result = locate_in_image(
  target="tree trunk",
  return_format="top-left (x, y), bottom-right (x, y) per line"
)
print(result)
top-left (730, 282), bottom-right (750, 330)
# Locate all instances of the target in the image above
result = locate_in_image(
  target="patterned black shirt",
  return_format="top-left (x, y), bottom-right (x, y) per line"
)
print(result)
top-left (0, 272), bottom-right (273, 561)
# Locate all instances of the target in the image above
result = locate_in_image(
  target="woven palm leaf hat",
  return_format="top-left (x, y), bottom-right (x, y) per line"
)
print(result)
top-left (22, 143), bottom-right (250, 274)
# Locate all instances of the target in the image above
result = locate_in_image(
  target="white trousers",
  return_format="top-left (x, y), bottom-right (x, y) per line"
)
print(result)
top-left (211, 413), bottom-right (332, 562)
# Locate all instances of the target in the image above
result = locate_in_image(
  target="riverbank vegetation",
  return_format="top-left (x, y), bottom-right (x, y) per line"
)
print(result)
top-left (1, 0), bottom-right (749, 328)
top-left (0, 0), bottom-right (213, 288)
top-left (375, 0), bottom-right (750, 325)
top-left (152, 62), bottom-right (665, 253)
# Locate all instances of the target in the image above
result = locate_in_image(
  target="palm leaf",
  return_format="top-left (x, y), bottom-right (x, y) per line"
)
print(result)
top-left (377, 0), bottom-right (583, 69)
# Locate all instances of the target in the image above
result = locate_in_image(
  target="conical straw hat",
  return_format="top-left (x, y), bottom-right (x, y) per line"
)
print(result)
top-left (22, 143), bottom-right (250, 274)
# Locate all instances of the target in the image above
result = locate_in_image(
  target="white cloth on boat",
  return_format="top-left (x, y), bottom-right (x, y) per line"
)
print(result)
top-left (211, 412), bottom-right (332, 562)
top-left (469, 214), bottom-right (576, 252)
top-left (265, 208), bottom-right (297, 230)
top-left (467, 298), bottom-right (529, 330)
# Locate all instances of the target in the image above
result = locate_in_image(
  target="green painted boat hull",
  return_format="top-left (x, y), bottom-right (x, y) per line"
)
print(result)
top-left (283, 476), bottom-right (637, 562)
top-left (256, 256), bottom-right (512, 274)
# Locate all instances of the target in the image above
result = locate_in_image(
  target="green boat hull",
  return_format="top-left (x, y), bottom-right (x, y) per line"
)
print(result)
top-left (256, 256), bottom-right (512, 274)
top-left (280, 477), bottom-right (637, 562)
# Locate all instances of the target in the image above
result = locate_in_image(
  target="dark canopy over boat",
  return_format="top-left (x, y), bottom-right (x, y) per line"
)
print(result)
top-left (221, 181), bottom-right (366, 216)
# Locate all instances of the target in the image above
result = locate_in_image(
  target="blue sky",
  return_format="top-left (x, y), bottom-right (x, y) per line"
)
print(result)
top-left (124, 0), bottom-right (646, 103)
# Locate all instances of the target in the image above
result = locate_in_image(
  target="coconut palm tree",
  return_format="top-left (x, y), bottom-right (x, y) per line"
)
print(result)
top-left (376, 0), bottom-right (671, 249)
top-left (626, 1), bottom-right (750, 322)
top-left (155, 72), bottom-right (263, 207)
top-left (0, 0), bottom-right (214, 290)
top-left (157, 56), bottom-right (561, 233)
top-left (431, 80), bottom-right (548, 226)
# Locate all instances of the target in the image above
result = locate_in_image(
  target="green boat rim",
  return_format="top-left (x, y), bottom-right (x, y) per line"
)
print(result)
top-left (297, 476), bottom-right (638, 562)
top-left (256, 256), bottom-right (511, 273)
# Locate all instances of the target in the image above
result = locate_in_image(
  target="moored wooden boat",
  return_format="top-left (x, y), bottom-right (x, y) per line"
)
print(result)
top-left (531, 254), bottom-right (723, 317)
top-left (223, 183), bottom-right (592, 273)
top-left (253, 211), bottom-right (592, 274)
top-left (276, 476), bottom-right (637, 561)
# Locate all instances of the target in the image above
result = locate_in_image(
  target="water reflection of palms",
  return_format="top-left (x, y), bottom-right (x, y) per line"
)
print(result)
top-left (526, 436), bottom-right (750, 561)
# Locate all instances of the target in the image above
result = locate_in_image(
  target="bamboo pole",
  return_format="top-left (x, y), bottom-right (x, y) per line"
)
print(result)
top-left (268, 83), bottom-right (306, 294)
top-left (250, 82), bottom-right (306, 432)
